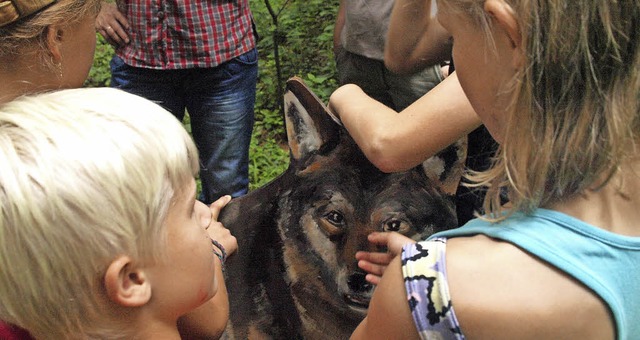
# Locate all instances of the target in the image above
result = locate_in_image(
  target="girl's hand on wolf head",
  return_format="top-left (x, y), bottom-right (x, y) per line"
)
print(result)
top-left (355, 232), bottom-right (416, 285)
top-left (205, 195), bottom-right (238, 256)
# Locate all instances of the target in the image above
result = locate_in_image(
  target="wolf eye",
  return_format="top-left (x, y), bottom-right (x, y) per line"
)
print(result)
top-left (325, 210), bottom-right (344, 225)
top-left (382, 219), bottom-right (410, 234)
top-left (319, 210), bottom-right (345, 238)
top-left (386, 220), bottom-right (401, 231)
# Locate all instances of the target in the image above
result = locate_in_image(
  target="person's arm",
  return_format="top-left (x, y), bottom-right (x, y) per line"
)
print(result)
top-left (328, 72), bottom-right (481, 173)
top-left (350, 256), bottom-right (420, 340)
top-left (384, 0), bottom-right (452, 75)
top-left (177, 196), bottom-right (237, 339)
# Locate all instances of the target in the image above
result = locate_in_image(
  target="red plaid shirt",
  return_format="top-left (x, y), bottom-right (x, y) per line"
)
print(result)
top-left (116, 0), bottom-right (256, 69)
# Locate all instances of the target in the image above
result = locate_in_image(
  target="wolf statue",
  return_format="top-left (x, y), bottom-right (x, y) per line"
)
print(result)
top-left (219, 77), bottom-right (466, 340)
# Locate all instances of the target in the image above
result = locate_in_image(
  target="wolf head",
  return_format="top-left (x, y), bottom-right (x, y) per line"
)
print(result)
top-left (220, 77), bottom-right (465, 339)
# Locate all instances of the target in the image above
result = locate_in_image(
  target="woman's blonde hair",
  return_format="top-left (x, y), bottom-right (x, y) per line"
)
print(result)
top-left (0, 0), bottom-right (101, 70)
top-left (0, 88), bottom-right (200, 338)
top-left (442, 0), bottom-right (640, 220)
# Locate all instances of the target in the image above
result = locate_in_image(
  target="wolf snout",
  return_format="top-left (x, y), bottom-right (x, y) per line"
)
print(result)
top-left (344, 270), bottom-right (373, 309)
top-left (347, 270), bottom-right (373, 293)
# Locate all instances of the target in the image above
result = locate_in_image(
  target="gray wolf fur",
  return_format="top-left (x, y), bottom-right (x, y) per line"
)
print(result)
top-left (220, 77), bottom-right (466, 339)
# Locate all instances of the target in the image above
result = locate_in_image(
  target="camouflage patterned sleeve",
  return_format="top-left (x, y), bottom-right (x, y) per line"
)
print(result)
top-left (401, 238), bottom-right (465, 340)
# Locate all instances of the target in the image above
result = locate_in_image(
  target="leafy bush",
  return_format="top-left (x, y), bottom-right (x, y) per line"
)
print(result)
top-left (248, 0), bottom-right (339, 188)
top-left (85, 0), bottom-right (339, 190)
top-left (84, 34), bottom-right (114, 87)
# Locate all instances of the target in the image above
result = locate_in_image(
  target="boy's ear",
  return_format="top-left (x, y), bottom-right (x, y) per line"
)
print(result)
top-left (484, 0), bottom-right (523, 67)
top-left (104, 256), bottom-right (152, 307)
top-left (45, 24), bottom-right (64, 62)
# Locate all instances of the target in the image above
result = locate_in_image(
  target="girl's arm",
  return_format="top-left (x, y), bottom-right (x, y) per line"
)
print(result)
top-left (329, 72), bottom-right (481, 173)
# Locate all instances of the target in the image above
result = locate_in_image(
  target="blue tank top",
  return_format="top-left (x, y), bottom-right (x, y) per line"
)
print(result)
top-left (431, 208), bottom-right (640, 340)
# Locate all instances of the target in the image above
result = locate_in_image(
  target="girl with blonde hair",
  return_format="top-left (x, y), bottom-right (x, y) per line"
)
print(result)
top-left (352, 0), bottom-right (640, 339)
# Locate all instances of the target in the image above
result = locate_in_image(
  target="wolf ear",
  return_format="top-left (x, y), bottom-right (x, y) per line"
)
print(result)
top-left (421, 137), bottom-right (468, 196)
top-left (284, 77), bottom-right (341, 162)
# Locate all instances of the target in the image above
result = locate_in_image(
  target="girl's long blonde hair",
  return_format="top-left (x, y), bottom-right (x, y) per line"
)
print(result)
top-left (445, 0), bottom-right (640, 220)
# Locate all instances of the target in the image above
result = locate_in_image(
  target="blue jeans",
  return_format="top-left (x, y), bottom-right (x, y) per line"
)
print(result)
top-left (110, 49), bottom-right (258, 203)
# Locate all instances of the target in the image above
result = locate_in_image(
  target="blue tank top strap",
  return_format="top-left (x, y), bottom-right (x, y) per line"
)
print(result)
top-left (430, 208), bottom-right (640, 340)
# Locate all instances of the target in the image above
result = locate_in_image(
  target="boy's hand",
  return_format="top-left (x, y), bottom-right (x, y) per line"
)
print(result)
top-left (355, 232), bottom-right (416, 285)
top-left (206, 195), bottom-right (238, 256)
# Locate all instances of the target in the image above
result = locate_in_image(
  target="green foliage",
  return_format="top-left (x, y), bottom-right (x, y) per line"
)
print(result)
top-left (85, 0), bottom-right (339, 190)
top-left (251, 0), bottom-right (339, 108)
top-left (245, 0), bottom-right (340, 189)
top-left (247, 0), bottom-right (339, 188)
top-left (249, 126), bottom-right (290, 190)
top-left (84, 34), bottom-right (114, 87)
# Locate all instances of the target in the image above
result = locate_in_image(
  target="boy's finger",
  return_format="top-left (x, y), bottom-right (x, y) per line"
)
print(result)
top-left (209, 195), bottom-right (232, 220)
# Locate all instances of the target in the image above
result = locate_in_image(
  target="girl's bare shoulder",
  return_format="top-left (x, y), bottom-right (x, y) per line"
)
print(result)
top-left (445, 235), bottom-right (615, 340)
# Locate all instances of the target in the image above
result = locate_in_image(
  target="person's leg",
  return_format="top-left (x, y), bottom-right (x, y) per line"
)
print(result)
top-left (185, 48), bottom-right (258, 204)
top-left (386, 64), bottom-right (444, 111)
top-left (335, 48), bottom-right (394, 109)
top-left (109, 55), bottom-right (186, 120)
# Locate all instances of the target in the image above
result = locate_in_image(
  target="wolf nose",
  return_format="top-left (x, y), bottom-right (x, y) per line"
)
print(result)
top-left (347, 271), bottom-right (373, 293)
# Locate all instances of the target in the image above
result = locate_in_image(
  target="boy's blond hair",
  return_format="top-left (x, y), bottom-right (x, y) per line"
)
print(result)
top-left (0, 88), bottom-right (200, 338)
top-left (441, 0), bottom-right (639, 219)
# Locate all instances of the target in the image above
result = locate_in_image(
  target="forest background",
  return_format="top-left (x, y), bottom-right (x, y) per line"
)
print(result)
top-left (85, 0), bottom-right (340, 190)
